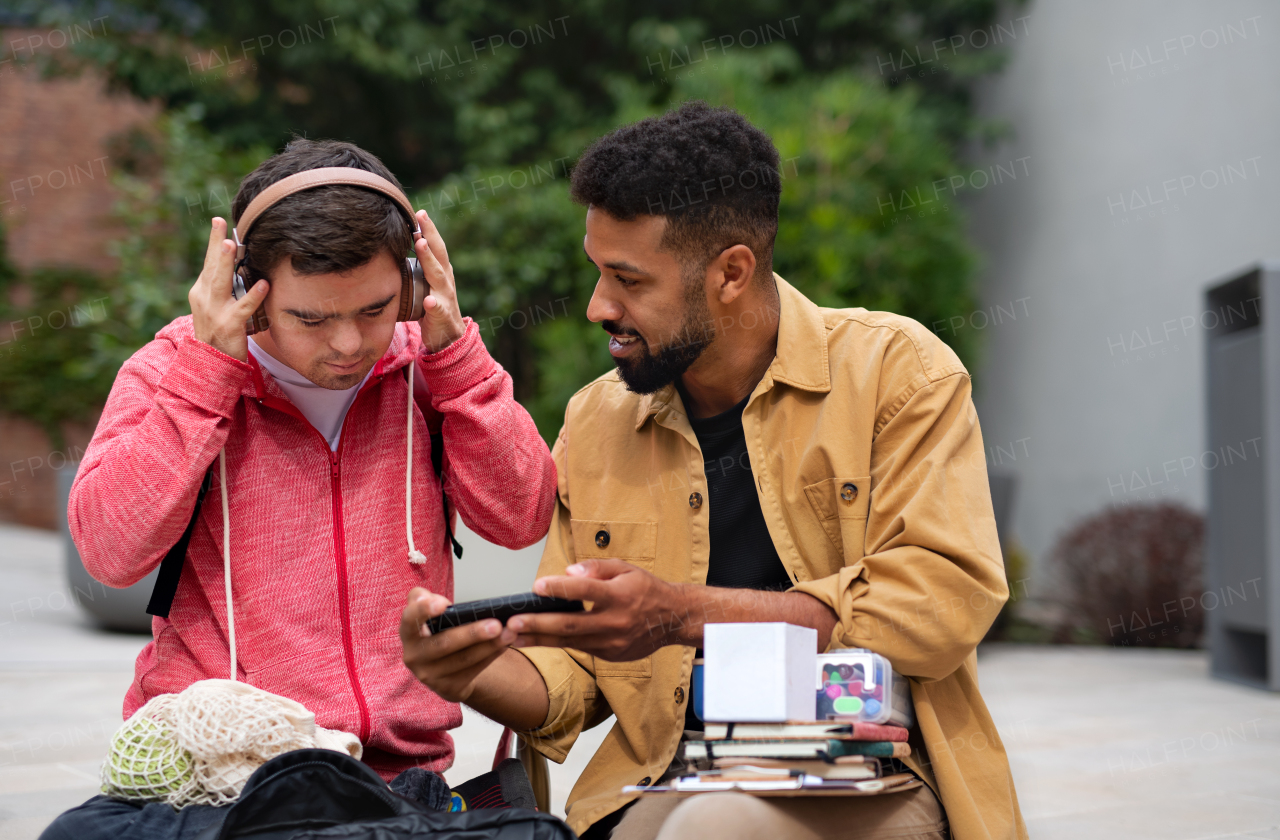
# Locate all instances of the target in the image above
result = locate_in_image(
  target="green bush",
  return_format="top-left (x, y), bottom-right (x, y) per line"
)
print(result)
top-left (0, 263), bottom-right (112, 447)
top-left (38, 0), bottom-right (1020, 185)
top-left (426, 49), bottom-right (978, 438)
top-left (0, 52), bottom-right (981, 445)
top-left (2, 0), bottom-right (1014, 442)
top-left (417, 173), bottom-right (611, 437)
top-left (671, 50), bottom-right (980, 365)
top-left (0, 105), bottom-right (267, 444)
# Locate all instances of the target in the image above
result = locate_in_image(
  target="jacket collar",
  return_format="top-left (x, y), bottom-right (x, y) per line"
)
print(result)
top-left (766, 274), bottom-right (832, 394)
top-left (634, 274), bottom-right (831, 430)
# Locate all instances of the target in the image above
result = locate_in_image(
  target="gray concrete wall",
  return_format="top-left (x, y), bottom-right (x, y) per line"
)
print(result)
top-left (964, 0), bottom-right (1278, 579)
top-left (452, 520), bottom-right (546, 602)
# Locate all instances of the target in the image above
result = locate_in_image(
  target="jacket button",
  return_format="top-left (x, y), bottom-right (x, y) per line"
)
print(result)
top-left (688, 492), bottom-right (703, 510)
top-left (638, 776), bottom-right (651, 787)
top-left (840, 483), bottom-right (858, 502)
top-left (674, 686), bottom-right (685, 704)
top-left (595, 530), bottom-right (610, 548)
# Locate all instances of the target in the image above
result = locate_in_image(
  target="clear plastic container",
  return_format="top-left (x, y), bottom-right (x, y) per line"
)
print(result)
top-left (815, 648), bottom-right (914, 728)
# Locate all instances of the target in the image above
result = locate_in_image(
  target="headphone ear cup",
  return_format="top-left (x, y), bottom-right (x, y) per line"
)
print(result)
top-left (400, 257), bottom-right (427, 322)
top-left (233, 267), bottom-right (270, 335)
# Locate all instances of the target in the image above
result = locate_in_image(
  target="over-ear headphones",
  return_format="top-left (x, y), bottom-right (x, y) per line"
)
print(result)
top-left (230, 167), bottom-right (428, 335)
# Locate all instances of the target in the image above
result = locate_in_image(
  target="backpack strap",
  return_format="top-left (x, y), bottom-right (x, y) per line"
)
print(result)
top-left (431, 429), bottom-right (464, 559)
top-left (146, 469), bottom-right (213, 618)
top-left (417, 367), bottom-right (464, 560)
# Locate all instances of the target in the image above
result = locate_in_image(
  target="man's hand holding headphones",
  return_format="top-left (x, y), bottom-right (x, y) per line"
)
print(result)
top-left (411, 209), bottom-right (465, 353)
top-left (190, 217), bottom-right (269, 362)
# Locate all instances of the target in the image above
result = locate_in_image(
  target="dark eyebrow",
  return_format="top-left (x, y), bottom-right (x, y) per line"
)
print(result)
top-left (358, 294), bottom-right (397, 313)
top-left (606, 260), bottom-right (650, 275)
top-left (282, 307), bottom-right (327, 320)
top-left (583, 245), bottom-right (650, 277)
top-left (283, 294), bottom-right (396, 320)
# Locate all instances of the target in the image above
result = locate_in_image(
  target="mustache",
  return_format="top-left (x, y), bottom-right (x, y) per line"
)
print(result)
top-left (601, 320), bottom-right (641, 338)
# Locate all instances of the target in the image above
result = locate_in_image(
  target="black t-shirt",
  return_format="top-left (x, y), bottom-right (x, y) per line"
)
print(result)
top-left (681, 390), bottom-right (794, 730)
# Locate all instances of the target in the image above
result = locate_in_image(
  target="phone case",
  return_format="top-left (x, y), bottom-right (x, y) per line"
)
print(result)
top-left (426, 594), bottom-right (585, 635)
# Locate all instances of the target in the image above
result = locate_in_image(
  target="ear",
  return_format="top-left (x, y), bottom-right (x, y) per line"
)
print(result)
top-left (708, 244), bottom-right (758, 305)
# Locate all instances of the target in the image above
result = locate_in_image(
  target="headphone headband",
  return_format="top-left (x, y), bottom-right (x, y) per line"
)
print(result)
top-left (232, 167), bottom-right (421, 259)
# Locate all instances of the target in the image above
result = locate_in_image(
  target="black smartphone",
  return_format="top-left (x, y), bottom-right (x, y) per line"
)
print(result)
top-left (425, 593), bottom-right (585, 635)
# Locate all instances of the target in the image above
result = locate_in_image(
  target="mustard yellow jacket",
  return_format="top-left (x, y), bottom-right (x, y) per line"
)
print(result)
top-left (519, 276), bottom-right (1027, 839)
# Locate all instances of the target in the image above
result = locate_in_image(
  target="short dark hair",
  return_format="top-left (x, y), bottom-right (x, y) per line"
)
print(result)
top-left (232, 138), bottom-right (413, 280)
top-left (570, 101), bottom-right (781, 281)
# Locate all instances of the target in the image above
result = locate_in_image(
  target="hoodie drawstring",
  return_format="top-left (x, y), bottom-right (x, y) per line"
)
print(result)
top-left (406, 364), bottom-right (427, 565)
top-left (219, 447), bottom-right (236, 681)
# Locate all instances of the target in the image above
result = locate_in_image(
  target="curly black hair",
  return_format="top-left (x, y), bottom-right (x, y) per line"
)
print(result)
top-left (570, 101), bottom-right (781, 282)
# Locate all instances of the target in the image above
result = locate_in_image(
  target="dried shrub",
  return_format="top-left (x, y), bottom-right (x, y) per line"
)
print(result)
top-left (1050, 503), bottom-right (1204, 648)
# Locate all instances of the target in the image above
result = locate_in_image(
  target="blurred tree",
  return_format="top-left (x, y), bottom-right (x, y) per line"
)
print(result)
top-left (434, 48), bottom-right (980, 434)
top-left (0, 0), bottom-right (1020, 440)
top-left (0, 215), bottom-right (112, 446)
top-left (664, 50), bottom-right (981, 365)
top-left (0, 106), bottom-right (267, 444)
top-left (24, 0), bottom-right (1018, 181)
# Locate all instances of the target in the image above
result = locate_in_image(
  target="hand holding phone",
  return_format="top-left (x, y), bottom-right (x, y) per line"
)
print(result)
top-left (401, 588), bottom-right (579, 711)
top-left (189, 217), bottom-right (269, 362)
top-left (401, 588), bottom-right (559, 727)
top-left (425, 593), bottom-right (585, 636)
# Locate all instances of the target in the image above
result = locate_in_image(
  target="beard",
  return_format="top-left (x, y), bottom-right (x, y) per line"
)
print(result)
top-left (607, 275), bottom-right (715, 395)
top-left (301, 355), bottom-right (375, 390)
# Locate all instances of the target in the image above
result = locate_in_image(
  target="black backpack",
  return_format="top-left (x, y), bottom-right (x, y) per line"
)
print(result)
top-left (196, 749), bottom-right (574, 840)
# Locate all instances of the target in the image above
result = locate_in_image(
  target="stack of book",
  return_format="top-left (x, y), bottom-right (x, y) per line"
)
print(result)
top-left (636, 720), bottom-right (915, 795)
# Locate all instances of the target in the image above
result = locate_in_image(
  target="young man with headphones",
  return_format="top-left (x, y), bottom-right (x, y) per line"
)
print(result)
top-left (63, 139), bottom-right (556, 797)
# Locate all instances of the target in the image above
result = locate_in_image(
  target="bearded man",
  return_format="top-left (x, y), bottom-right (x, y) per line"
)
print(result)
top-left (402, 102), bottom-right (1027, 840)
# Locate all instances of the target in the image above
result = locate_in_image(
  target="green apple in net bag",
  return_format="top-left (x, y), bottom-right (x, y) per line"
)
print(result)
top-left (102, 714), bottom-right (195, 801)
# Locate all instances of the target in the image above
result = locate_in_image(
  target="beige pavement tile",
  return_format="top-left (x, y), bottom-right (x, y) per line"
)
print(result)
top-left (4, 525), bottom-right (1280, 839)
top-left (0, 760), bottom-right (100, 796)
top-left (0, 816), bottom-right (66, 840)
top-left (1025, 789), bottom-right (1280, 840)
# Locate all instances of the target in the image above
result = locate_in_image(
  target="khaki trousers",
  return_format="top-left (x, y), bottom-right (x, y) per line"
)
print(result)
top-left (603, 784), bottom-right (949, 840)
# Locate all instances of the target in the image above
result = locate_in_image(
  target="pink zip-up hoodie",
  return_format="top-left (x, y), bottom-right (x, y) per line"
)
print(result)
top-left (69, 315), bottom-right (556, 780)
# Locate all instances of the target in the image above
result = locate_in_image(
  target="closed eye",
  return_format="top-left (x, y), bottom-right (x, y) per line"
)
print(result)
top-left (359, 295), bottom-right (397, 319)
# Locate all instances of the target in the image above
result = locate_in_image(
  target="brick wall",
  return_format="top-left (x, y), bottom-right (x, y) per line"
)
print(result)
top-left (0, 27), bottom-right (156, 272)
top-left (0, 27), bottom-right (156, 528)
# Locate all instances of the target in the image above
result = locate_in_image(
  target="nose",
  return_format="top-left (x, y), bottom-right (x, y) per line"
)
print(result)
top-left (330, 318), bottom-right (363, 357)
top-left (585, 276), bottom-right (623, 324)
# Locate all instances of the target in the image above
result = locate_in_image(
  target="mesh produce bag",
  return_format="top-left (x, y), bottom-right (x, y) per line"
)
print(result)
top-left (170, 679), bottom-right (319, 806)
top-left (100, 449), bottom-right (362, 809)
top-left (102, 679), bottom-right (362, 808)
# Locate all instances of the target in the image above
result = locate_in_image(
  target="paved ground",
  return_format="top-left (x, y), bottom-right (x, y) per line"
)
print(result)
top-left (2, 521), bottom-right (1279, 839)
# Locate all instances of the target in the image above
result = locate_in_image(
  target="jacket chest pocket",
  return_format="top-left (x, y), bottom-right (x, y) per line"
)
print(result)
top-left (803, 477), bottom-right (871, 562)
top-left (570, 519), bottom-right (658, 570)
top-left (570, 519), bottom-right (657, 679)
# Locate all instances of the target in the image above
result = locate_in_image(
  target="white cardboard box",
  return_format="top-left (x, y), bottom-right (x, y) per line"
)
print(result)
top-left (703, 622), bottom-right (817, 722)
